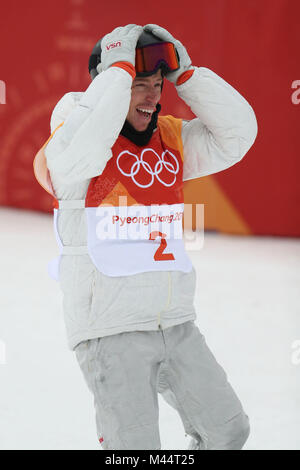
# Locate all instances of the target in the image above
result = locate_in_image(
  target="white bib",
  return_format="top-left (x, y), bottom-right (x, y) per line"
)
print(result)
top-left (85, 203), bottom-right (192, 276)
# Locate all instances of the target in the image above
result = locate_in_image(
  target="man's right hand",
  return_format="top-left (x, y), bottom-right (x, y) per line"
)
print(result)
top-left (99, 24), bottom-right (143, 73)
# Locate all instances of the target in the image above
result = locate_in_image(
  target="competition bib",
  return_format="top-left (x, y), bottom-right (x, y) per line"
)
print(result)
top-left (86, 202), bottom-right (192, 276)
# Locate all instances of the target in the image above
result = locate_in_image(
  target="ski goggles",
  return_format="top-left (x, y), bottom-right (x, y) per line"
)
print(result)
top-left (135, 42), bottom-right (180, 75)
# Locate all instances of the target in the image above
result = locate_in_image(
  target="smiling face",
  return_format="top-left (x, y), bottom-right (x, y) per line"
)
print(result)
top-left (126, 69), bottom-right (163, 132)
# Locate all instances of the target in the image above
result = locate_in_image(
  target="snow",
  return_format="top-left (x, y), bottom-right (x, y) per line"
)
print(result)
top-left (0, 207), bottom-right (299, 450)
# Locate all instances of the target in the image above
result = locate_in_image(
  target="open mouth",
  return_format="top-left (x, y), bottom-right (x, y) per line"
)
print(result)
top-left (136, 108), bottom-right (154, 120)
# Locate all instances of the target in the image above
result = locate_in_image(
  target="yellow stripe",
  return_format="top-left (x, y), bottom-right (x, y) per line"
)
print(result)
top-left (183, 176), bottom-right (252, 235)
top-left (158, 115), bottom-right (184, 161)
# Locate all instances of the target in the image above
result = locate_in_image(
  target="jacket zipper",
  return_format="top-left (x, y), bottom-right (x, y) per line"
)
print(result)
top-left (158, 272), bottom-right (172, 328)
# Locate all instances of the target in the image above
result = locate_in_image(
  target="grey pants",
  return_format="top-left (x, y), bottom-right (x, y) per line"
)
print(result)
top-left (75, 321), bottom-right (250, 450)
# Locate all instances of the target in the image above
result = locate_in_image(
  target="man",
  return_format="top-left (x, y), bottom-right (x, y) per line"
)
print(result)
top-left (38, 24), bottom-right (257, 450)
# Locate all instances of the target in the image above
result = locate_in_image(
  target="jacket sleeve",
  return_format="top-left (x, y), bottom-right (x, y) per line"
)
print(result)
top-left (177, 67), bottom-right (258, 181)
top-left (45, 66), bottom-right (133, 184)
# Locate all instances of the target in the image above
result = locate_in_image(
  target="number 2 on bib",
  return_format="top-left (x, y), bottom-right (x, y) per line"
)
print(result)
top-left (149, 231), bottom-right (175, 261)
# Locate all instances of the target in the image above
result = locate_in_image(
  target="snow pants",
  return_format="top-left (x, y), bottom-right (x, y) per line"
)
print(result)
top-left (75, 321), bottom-right (250, 450)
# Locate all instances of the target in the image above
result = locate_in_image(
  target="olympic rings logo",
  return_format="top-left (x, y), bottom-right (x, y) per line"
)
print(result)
top-left (116, 148), bottom-right (179, 188)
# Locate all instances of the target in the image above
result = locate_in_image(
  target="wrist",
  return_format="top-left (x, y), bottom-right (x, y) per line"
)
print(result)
top-left (110, 61), bottom-right (136, 79)
top-left (176, 68), bottom-right (194, 86)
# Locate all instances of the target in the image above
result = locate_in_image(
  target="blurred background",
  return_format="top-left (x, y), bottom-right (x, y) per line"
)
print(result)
top-left (0, 0), bottom-right (299, 450)
top-left (0, 0), bottom-right (299, 235)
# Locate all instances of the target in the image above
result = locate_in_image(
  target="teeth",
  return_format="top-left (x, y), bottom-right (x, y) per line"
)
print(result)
top-left (137, 108), bottom-right (153, 114)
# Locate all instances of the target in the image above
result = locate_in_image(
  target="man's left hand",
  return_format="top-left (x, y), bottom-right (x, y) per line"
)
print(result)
top-left (143, 24), bottom-right (193, 85)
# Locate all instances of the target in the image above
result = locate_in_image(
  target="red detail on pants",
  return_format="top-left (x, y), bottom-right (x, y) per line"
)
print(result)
top-left (99, 437), bottom-right (104, 444)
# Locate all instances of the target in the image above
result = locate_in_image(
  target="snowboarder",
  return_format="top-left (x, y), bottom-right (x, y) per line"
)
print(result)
top-left (36, 24), bottom-right (257, 450)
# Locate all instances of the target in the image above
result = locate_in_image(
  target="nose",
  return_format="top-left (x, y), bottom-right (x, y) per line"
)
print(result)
top-left (146, 86), bottom-right (159, 102)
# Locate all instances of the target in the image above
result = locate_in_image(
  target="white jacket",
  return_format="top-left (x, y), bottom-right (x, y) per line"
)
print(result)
top-left (45, 66), bottom-right (257, 350)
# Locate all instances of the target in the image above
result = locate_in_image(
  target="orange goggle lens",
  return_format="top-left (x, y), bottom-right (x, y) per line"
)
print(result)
top-left (135, 42), bottom-right (179, 75)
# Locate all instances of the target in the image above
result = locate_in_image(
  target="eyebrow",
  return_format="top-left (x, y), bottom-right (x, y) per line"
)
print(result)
top-left (134, 78), bottom-right (163, 83)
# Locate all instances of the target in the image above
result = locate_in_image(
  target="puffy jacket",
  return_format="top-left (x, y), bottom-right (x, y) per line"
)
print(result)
top-left (44, 66), bottom-right (257, 350)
